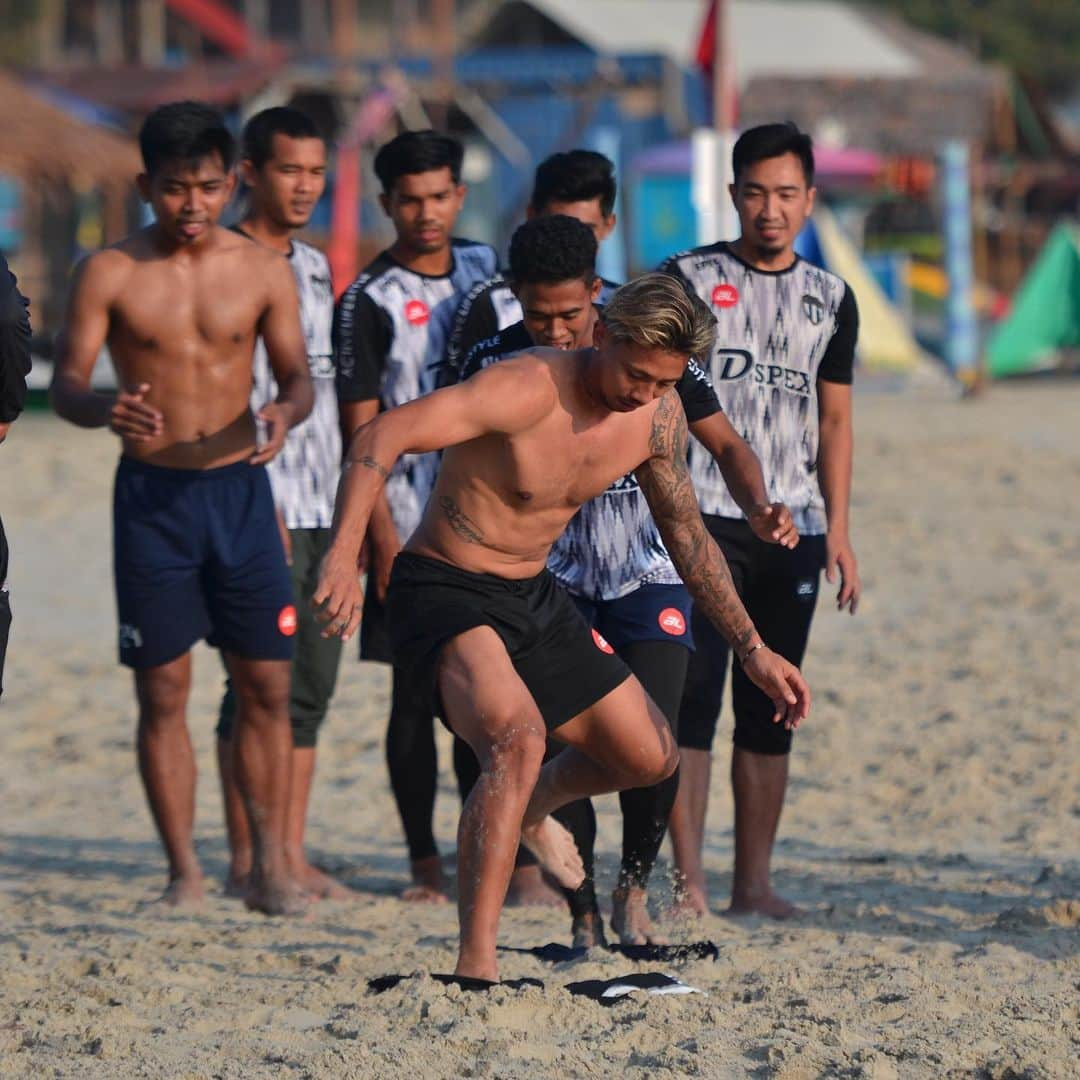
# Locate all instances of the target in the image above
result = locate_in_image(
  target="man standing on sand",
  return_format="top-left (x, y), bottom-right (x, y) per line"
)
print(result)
top-left (315, 273), bottom-right (810, 982)
top-left (457, 215), bottom-right (797, 946)
top-left (214, 106), bottom-right (351, 901)
top-left (51, 101), bottom-right (314, 914)
top-left (662, 122), bottom-right (861, 919)
top-left (0, 255), bottom-right (32, 700)
top-left (333, 129), bottom-right (497, 903)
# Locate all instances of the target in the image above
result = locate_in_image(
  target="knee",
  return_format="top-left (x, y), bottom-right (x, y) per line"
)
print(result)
top-left (136, 670), bottom-right (188, 724)
top-left (484, 715), bottom-right (546, 785)
top-left (233, 677), bottom-right (289, 725)
top-left (639, 741), bottom-right (679, 787)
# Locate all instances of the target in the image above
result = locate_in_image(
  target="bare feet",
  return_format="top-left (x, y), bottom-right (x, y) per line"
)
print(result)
top-left (505, 865), bottom-right (567, 909)
top-left (727, 889), bottom-right (804, 920)
top-left (401, 855), bottom-right (450, 903)
top-left (245, 870), bottom-right (308, 916)
top-left (157, 872), bottom-right (205, 908)
top-left (292, 859), bottom-right (354, 901)
top-left (611, 885), bottom-right (669, 945)
top-left (571, 911), bottom-right (608, 949)
top-left (669, 873), bottom-right (709, 919)
top-left (520, 816), bottom-right (585, 891)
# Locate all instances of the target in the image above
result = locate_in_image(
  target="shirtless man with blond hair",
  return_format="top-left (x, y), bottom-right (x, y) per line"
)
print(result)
top-left (315, 272), bottom-right (810, 981)
top-left (51, 101), bottom-right (313, 914)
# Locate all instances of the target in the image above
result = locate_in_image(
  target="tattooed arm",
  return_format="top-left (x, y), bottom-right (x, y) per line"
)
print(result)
top-left (635, 394), bottom-right (811, 728)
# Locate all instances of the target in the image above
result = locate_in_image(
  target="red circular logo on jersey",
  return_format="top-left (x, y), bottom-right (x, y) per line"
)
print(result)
top-left (658, 608), bottom-right (687, 636)
top-left (711, 283), bottom-right (739, 309)
top-left (404, 299), bottom-right (430, 326)
top-left (277, 605), bottom-right (298, 636)
top-left (591, 628), bottom-right (615, 655)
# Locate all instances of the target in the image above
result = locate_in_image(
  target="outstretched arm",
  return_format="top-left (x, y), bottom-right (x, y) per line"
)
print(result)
top-left (689, 411), bottom-right (798, 548)
top-left (636, 394), bottom-right (810, 728)
top-left (313, 358), bottom-right (555, 638)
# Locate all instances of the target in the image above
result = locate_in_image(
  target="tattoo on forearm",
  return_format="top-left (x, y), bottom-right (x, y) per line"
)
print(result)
top-left (638, 396), bottom-right (757, 650)
top-left (357, 455), bottom-right (390, 481)
top-left (439, 496), bottom-right (484, 544)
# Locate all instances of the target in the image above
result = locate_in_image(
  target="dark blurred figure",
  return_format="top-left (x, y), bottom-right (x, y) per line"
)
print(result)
top-left (0, 255), bottom-right (33, 699)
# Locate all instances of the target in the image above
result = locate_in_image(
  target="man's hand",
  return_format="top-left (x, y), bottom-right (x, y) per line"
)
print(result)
top-left (748, 502), bottom-right (799, 549)
top-left (312, 547), bottom-right (364, 640)
top-left (250, 401), bottom-right (294, 465)
top-left (109, 383), bottom-right (162, 441)
top-left (826, 532), bottom-right (860, 614)
top-left (0, 422), bottom-right (10, 444)
top-left (742, 646), bottom-right (811, 730)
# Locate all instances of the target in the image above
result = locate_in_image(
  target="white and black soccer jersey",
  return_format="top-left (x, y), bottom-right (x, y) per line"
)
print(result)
top-left (248, 237), bottom-right (340, 530)
top-left (459, 319), bottom-right (722, 601)
top-left (334, 238), bottom-right (498, 541)
top-left (444, 273), bottom-right (620, 386)
top-left (660, 242), bottom-right (857, 535)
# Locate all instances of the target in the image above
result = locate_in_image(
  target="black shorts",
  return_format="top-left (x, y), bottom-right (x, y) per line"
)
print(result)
top-left (574, 583), bottom-right (695, 653)
top-left (385, 551), bottom-right (631, 733)
top-left (679, 517), bottom-right (826, 756)
top-left (113, 457), bottom-right (295, 670)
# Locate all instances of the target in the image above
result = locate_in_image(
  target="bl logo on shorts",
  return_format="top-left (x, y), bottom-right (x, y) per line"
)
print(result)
top-left (795, 579), bottom-right (817, 602)
top-left (658, 608), bottom-right (687, 636)
top-left (119, 624), bottom-right (143, 650)
top-left (277, 605), bottom-right (298, 636)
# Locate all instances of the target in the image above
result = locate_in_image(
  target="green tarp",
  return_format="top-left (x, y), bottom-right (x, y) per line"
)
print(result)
top-left (987, 224), bottom-right (1080, 378)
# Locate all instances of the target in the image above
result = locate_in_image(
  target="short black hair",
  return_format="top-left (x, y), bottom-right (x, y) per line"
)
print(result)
top-left (242, 106), bottom-right (323, 170)
top-left (374, 130), bottom-right (463, 193)
top-left (732, 122), bottom-right (815, 187)
top-left (530, 150), bottom-right (616, 217)
top-left (509, 215), bottom-right (597, 286)
top-left (139, 100), bottom-right (235, 177)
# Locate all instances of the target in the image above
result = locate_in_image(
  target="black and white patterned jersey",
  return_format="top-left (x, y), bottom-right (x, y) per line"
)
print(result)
top-left (459, 318), bottom-right (722, 601)
top-left (334, 238), bottom-right (498, 541)
top-left (248, 237), bottom-right (340, 530)
top-left (443, 273), bottom-right (620, 387)
top-left (660, 242), bottom-right (857, 535)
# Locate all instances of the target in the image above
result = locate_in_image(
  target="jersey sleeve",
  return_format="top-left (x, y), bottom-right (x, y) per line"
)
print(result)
top-left (676, 357), bottom-right (722, 423)
top-left (445, 281), bottom-right (501, 384)
top-left (0, 257), bottom-right (32, 424)
top-left (333, 287), bottom-right (393, 403)
top-left (818, 285), bottom-right (858, 385)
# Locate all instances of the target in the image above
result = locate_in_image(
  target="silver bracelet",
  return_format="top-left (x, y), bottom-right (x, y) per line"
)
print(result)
top-left (740, 641), bottom-right (766, 664)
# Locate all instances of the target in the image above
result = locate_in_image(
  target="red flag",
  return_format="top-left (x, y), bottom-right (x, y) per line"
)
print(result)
top-left (696, 0), bottom-right (716, 77)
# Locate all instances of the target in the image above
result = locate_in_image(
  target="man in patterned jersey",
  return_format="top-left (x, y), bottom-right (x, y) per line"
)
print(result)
top-left (334, 130), bottom-right (498, 902)
top-left (443, 150), bottom-right (621, 383)
top-left (314, 272), bottom-right (810, 981)
top-left (215, 107), bottom-right (351, 901)
top-left (662, 123), bottom-right (861, 919)
top-left (459, 215), bottom-right (796, 945)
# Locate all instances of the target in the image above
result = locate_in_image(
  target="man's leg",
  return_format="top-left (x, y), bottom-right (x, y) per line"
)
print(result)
top-left (727, 533), bottom-right (824, 918)
top-left (436, 626), bottom-right (553, 980)
top-left (611, 639), bottom-right (689, 944)
top-left (215, 678), bottom-right (252, 895)
top-left (283, 529), bottom-right (348, 899)
top-left (134, 653), bottom-right (204, 905)
top-left (224, 653), bottom-right (305, 916)
top-left (385, 668), bottom-right (447, 902)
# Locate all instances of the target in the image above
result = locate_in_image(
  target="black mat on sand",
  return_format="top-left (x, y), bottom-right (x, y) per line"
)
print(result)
top-left (498, 941), bottom-right (719, 963)
top-left (368, 973), bottom-right (544, 994)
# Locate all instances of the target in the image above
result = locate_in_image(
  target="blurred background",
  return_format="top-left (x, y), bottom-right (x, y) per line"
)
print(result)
top-left (1, 0), bottom-right (1077, 386)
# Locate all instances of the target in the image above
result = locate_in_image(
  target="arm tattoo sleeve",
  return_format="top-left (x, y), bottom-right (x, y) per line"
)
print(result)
top-left (439, 495), bottom-right (485, 544)
top-left (636, 394), bottom-right (758, 652)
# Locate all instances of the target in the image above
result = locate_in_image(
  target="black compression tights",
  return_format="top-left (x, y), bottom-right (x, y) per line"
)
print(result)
top-left (386, 669), bottom-right (472, 862)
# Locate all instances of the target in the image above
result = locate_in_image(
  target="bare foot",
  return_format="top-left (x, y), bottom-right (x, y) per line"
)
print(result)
top-left (520, 816), bottom-right (585, 891)
top-left (402, 855), bottom-right (450, 903)
top-left (571, 911), bottom-right (608, 948)
top-left (294, 861), bottom-right (354, 901)
top-left (245, 871), bottom-right (308, 916)
top-left (611, 885), bottom-right (668, 945)
top-left (505, 865), bottom-right (567, 908)
top-left (727, 889), bottom-right (804, 920)
top-left (668, 874), bottom-right (709, 919)
top-left (157, 872), bottom-right (205, 908)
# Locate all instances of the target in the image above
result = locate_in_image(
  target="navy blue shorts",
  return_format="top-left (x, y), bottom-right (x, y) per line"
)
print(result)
top-left (113, 457), bottom-right (295, 670)
top-left (573, 583), bottom-right (695, 653)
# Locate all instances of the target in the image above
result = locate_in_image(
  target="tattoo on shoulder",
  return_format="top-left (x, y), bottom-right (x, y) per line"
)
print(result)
top-left (357, 455), bottom-right (390, 481)
top-left (648, 392), bottom-right (685, 458)
top-left (439, 495), bottom-right (484, 544)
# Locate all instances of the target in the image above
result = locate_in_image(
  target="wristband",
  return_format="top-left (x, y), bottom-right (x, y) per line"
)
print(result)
top-left (740, 641), bottom-right (766, 665)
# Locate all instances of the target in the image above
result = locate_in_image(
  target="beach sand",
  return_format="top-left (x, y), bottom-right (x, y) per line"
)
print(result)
top-left (1, 380), bottom-right (1077, 1078)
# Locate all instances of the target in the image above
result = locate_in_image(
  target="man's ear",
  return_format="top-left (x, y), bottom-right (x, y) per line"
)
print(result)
top-left (805, 185), bottom-right (817, 217)
top-left (238, 158), bottom-right (258, 189)
top-left (135, 173), bottom-right (151, 204)
top-left (592, 318), bottom-right (606, 348)
top-left (378, 191), bottom-right (391, 218)
top-left (588, 275), bottom-right (603, 302)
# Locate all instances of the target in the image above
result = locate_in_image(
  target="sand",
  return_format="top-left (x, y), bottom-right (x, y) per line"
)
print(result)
top-left (0, 379), bottom-right (1077, 1079)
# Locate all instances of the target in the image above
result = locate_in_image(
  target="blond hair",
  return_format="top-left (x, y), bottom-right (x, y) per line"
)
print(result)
top-left (601, 272), bottom-right (717, 360)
